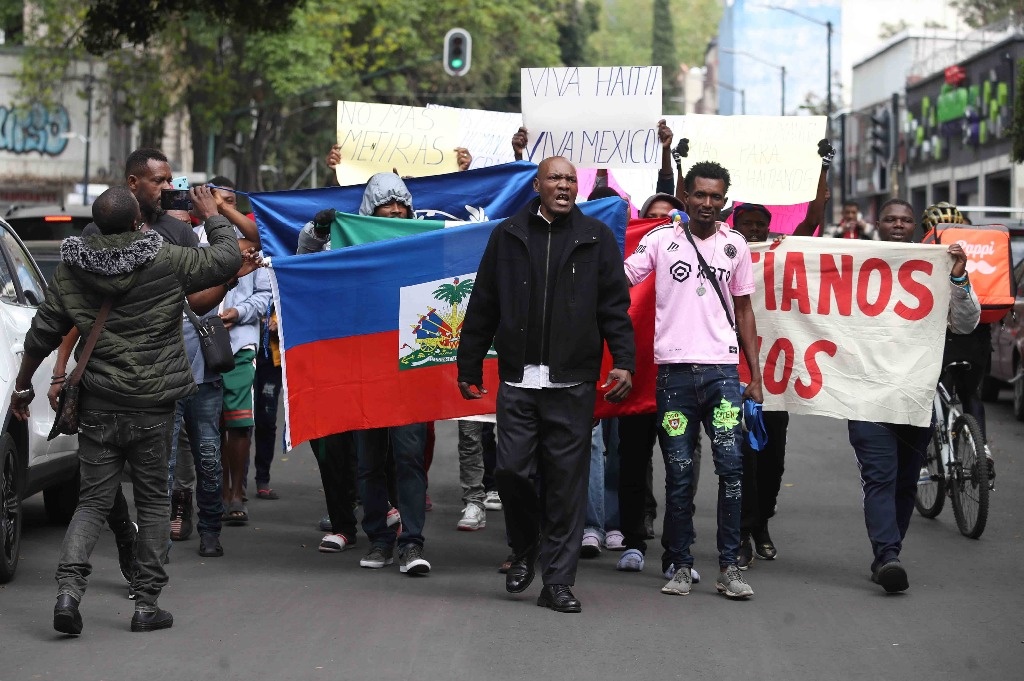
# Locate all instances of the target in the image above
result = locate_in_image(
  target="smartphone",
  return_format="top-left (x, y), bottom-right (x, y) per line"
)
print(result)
top-left (161, 176), bottom-right (192, 211)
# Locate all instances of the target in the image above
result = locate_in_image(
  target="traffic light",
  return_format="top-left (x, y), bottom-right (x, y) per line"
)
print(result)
top-left (869, 107), bottom-right (892, 162)
top-left (443, 28), bottom-right (472, 77)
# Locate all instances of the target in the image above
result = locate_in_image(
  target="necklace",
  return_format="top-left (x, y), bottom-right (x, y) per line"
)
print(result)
top-left (695, 230), bottom-right (718, 297)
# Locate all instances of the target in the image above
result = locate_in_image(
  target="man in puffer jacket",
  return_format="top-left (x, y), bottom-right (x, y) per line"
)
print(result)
top-left (10, 185), bottom-right (241, 636)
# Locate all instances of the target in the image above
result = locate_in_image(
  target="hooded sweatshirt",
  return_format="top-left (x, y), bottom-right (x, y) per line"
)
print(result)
top-left (296, 172), bottom-right (414, 254)
top-left (24, 215), bottom-right (242, 411)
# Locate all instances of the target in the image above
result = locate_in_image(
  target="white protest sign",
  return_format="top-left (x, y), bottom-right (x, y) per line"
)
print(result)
top-left (427, 105), bottom-right (523, 169)
top-left (748, 237), bottom-right (953, 426)
top-left (521, 66), bottom-right (662, 169)
top-left (677, 114), bottom-right (826, 204)
top-left (335, 101), bottom-right (460, 185)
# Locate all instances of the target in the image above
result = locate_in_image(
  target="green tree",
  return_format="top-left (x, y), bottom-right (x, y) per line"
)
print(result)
top-left (557, 0), bottom-right (600, 66)
top-left (588, 0), bottom-right (721, 70)
top-left (951, 0), bottom-right (1022, 28)
top-left (651, 0), bottom-right (679, 113)
top-left (15, 0), bottom-right (567, 189)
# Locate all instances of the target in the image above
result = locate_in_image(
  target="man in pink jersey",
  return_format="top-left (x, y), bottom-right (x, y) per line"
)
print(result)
top-left (623, 161), bottom-right (763, 599)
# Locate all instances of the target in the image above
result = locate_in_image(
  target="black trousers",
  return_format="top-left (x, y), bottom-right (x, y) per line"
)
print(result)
top-left (312, 433), bottom-right (359, 539)
top-left (740, 410), bottom-right (790, 534)
top-left (495, 382), bottom-right (595, 586)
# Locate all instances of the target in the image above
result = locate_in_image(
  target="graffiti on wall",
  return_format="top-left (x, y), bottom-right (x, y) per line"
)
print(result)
top-left (0, 103), bottom-right (71, 156)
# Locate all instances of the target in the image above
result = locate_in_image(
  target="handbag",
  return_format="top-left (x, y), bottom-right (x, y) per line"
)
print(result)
top-left (47, 297), bottom-right (114, 441)
top-left (183, 303), bottom-right (235, 374)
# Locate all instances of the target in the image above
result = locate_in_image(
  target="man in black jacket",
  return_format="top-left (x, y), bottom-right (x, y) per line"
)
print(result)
top-left (457, 156), bottom-right (635, 613)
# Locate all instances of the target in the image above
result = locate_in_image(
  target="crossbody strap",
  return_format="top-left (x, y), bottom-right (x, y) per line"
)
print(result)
top-left (68, 296), bottom-right (114, 387)
top-left (680, 224), bottom-right (735, 331)
top-left (182, 302), bottom-right (209, 338)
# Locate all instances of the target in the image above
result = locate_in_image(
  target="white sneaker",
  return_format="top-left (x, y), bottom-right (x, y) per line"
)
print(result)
top-left (457, 504), bottom-right (486, 531)
top-left (483, 490), bottom-right (503, 511)
top-left (604, 530), bottom-right (626, 551)
top-left (319, 533), bottom-right (353, 553)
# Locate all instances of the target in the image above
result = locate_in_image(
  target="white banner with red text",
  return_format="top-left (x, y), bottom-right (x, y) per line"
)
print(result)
top-left (746, 237), bottom-right (953, 427)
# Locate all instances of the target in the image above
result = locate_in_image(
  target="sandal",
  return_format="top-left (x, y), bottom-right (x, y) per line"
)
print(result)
top-left (226, 500), bottom-right (249, 525)
top-left (256, 488), bottom-right (280, 500)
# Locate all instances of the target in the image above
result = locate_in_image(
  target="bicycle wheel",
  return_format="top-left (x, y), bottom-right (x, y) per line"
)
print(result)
top-left (949, 414), bottom-right (989, 539)
top-left (915, 426), bottom-right (945, 518)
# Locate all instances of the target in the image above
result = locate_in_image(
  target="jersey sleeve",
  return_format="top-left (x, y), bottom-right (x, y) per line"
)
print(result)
top-left (623, 230), bottom-right (658, 286)
top-left (729, 237), bottom-right (756, 296)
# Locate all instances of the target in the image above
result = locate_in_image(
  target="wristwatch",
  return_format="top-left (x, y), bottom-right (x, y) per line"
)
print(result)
top-left (13, 386), bottom-right (34, 400)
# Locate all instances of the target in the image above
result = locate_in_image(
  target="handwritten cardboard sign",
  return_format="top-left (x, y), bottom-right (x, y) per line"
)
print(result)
top-left (677, 114), bottom-right (827, 205)
top-left (521, 66), bottom-right (662, 169)
top-left (426, 105), bottom-right (523, 169)
top-left (335, 101), bottom-right (460, 185)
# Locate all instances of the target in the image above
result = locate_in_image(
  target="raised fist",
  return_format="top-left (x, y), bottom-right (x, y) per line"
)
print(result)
top-left (818, 139), bottom-right (836, 168)
top-left (313, 208), bottom-right (336, 236)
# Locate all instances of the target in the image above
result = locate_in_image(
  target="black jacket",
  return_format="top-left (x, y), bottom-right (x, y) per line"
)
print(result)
top-left (457, 199), bottom-right (634, 386)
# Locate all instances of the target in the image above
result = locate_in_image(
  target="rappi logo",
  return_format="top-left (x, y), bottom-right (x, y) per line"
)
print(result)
top-left (956, 239), bottom-right (999, 275)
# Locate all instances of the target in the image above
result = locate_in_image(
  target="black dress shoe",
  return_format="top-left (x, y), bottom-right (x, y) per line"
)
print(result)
top-left (130, 607), bottom-right (174, 632)
top-left (505, 550), bottom-right (537, 594)
top-left (752, 528), bottom-right (777, 560)
top-left (537, 584), bottom-right (582, 613)
top-left (53, 594), bottom-right (83, 635)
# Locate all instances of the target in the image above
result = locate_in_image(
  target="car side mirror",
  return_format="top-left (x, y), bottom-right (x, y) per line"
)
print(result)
top-left (23, 289), bottom-right (41, 306)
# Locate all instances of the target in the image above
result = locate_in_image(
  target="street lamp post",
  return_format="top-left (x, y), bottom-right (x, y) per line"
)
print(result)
top-left (720, 49), bottom-right (786, 115)
top-left (758, 4), bottom-right (833, 118)
top-left (717, 81), bottom-right (746, 115)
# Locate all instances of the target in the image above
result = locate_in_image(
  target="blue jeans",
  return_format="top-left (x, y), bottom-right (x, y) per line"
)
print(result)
top-left (170, 381), bottom-right (224, 536)
top-left (584, 422), bottom-right (605, 537)
top-left (357, 424), bottom-right (427, 552)
top-left (57, 410), bottom-right (173, 607)
top-left (253, 353), bottom-right (282, 488)
top-left (656, 364), bottom-right (744, 570)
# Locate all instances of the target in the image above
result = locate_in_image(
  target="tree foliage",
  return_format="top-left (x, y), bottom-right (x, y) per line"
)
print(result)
top-left (651, 0), bottom-right (679, 113)
top-left (16, 0), bottom-right (721, 190)
top-left (950, 0), bottom-right (1023, 28)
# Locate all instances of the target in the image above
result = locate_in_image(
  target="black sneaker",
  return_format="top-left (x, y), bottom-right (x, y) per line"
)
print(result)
top-left (130, 606), bottom-right (174, 632)
top-left (737, 533), bottom-right (754, 570)
top-left (198, 533), bottom-right (224, 557)
top-left (400, 545), bottom-right (431, 575)
top-left (752, 528), bottom-right (777, 561)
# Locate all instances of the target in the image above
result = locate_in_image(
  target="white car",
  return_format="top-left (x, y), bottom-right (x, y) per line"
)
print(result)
top-left (0, 215), bottom-right (79, 583)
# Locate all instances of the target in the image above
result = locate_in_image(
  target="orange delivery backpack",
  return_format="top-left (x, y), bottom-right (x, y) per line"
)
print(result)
top-left (923, 223), bottom-right (1016, 323)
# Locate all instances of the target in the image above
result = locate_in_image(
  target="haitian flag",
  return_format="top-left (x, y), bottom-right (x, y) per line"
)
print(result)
top-left (250, 161), bottom-right (541, 258)
top-left (272, 197), bottom-right (630, 447)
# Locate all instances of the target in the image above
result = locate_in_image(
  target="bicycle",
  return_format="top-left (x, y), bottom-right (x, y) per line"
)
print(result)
top-left (915, 361), bottom-right (990, 538)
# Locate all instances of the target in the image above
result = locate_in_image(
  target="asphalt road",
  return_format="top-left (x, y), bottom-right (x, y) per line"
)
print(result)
top-left (2, 395), bottom-right (1021, 681)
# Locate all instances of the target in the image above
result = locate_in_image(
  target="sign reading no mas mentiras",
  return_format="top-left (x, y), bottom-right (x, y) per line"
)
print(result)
top-left (335, 101), bottom-right (460, 186)
top-left (521, 66), bottom-right (662, 169)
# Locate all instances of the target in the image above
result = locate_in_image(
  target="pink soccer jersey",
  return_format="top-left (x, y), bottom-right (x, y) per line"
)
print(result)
top-left (624, 222), bottom-right (754, 364)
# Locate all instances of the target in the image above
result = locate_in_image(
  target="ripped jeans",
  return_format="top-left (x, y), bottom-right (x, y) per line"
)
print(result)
top-left (656, 363), bottom-right (743, 570)
top-left (171, 381), bottom-right (224, 536)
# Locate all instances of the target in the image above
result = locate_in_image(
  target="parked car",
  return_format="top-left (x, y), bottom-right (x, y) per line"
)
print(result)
top-left (0, 215), bottom-right (80, 583)
top-left (980, 257), bottom-right (1024, 420)
top-left (2, 204), bottom-right (93, 284)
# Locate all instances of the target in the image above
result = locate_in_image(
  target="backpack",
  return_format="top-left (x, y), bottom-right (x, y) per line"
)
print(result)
top-left (923, 223), bottom-right (1016, 323)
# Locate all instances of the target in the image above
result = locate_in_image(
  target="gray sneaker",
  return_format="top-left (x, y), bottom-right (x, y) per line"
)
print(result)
top-left (359, 546), bottom-right (394, 569)
top-left (400, 545), bottom-right (431, 575)
top-left (716, 565), bottom-right (754, 598)
top-left (661, 565), bottom-right (693, 595)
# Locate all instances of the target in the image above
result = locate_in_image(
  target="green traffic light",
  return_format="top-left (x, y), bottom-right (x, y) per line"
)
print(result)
top-left (451, 58), bottom-right (464, 69)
